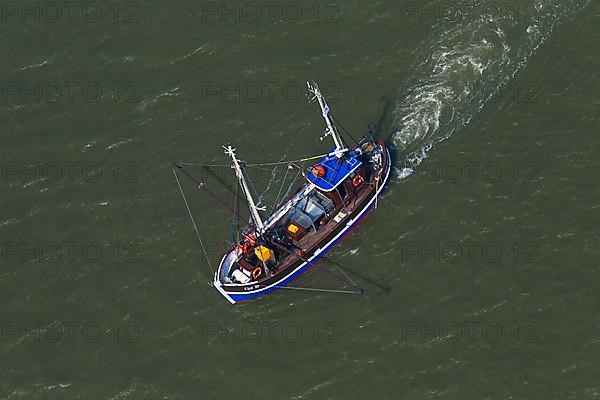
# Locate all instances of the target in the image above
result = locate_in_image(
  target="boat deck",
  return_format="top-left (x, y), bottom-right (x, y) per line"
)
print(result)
top-left (221, 142), bottom-right (388, 291)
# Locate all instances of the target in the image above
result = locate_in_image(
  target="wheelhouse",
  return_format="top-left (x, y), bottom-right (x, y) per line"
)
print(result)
top-left (306, 151), bottom-right (362, 192)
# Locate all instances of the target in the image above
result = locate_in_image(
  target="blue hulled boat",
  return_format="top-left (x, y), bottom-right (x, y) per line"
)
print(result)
top-left (212, 82), bottom-right (391, 304)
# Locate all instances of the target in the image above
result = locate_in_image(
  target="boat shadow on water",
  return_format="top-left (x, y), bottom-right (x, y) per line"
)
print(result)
top-left (320, 256), bottom-right (392, 294)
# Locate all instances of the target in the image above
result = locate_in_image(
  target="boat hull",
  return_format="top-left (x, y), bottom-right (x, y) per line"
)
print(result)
top-left (213, 144), bottom-right (392, 304)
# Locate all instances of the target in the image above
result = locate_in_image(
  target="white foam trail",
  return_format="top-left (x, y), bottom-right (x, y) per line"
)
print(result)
top-left (391, 0), bottom-right (591, 178)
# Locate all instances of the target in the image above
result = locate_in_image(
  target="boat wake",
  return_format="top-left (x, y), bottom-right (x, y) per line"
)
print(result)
top-left (390, 0), bottom-right (590, 178)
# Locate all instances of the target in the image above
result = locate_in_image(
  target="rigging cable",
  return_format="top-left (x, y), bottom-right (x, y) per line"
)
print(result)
top-left (273, 164), bottom-right (291, 209)
top-left (243, 153), bottom-right (326, 167)
top-left (172, 163), bottom-right (236, 215)
top-left (258, 165), bottom-right (280, 213)
top-left (325, 255), bottom-right (359, 289)
top-left (178, 152), bottom-right (327, 169)
top-left (270, 241), bottom-right (364, 294)
top-left (330, 113), bottom-right (360, 147)
top-left (281, 167), bottom-right (303, 205)
top-left (243, 163), bottom-right (264, 213)
top-left (172, 168), bottom-right (214, 274)
top-left (256, 285), bottom-right (358, 295)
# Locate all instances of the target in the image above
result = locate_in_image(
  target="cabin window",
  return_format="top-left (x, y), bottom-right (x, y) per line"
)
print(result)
top-left (311, 191), bottom-right (335, 214)
top-left (288, 193), bottom-right (328, 230)
top-left (289, 208), bottom-right (315, 232)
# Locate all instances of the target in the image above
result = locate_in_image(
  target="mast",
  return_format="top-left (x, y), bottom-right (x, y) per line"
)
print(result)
top-left (306, 81), bottom-right (346, 156)
top-left (224, 146), bottom-right (266, 233)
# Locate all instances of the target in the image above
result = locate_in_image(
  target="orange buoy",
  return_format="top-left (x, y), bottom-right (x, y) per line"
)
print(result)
top-left (311, 165), bottom-right (326, 178)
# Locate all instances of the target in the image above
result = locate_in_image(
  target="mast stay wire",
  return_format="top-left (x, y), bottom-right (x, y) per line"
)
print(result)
top-left (172, 168), bottom-right (214, 275)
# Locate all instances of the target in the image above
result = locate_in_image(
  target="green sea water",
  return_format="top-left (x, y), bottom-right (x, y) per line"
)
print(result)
top-left (1, 0), bottom-right (599, 398)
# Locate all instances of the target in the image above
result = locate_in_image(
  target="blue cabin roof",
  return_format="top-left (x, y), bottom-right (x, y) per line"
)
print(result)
top-left (306, 152), bottom-right (362, 192)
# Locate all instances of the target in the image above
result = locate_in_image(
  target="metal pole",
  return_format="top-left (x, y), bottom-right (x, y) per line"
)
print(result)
top-left (307, 81), bottom-right (346, 155)
top-left (224, 146), bottom-right (266, 233)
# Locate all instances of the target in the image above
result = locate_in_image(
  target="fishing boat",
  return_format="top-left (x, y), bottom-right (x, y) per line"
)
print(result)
top-left (206, 82), bottom-right (392, 304)
top-left (173, 82), bottom-right (391, 304)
